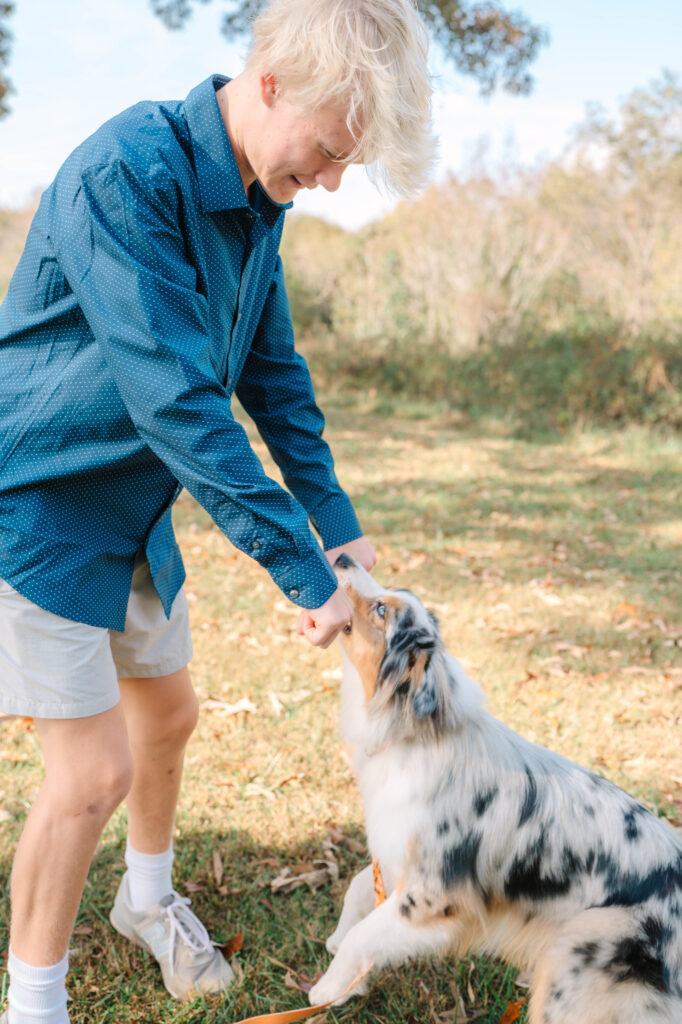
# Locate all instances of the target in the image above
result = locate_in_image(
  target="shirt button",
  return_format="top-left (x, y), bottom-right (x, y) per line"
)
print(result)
top-left (251, 540), bottom-right (261, 550)
top-left (289, 588), bottom-right (299, 599)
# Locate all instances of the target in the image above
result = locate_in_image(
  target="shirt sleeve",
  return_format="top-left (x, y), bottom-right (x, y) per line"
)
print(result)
top-left (235, 255), bottom-right (363, 551)
top-left (50, 157), bottom-right (338, 610)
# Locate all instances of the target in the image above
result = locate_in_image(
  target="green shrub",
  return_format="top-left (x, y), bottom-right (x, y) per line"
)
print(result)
top-left (300, 323), bottom-right (682, 435)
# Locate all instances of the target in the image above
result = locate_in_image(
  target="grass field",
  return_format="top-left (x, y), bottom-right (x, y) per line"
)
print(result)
top-left (1, 395), bottom-right (681, 1023)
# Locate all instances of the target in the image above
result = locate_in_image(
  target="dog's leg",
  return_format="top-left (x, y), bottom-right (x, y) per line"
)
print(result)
top-left (326, 864), bottom-right (374, 954)
top-left (529, 906), bottom-right (682, 1024)
top-left (310, 891), bottom-right (453, 1006)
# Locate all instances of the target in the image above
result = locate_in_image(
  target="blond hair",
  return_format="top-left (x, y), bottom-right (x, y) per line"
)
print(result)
top-left (247, 0), bottom-right (436, 196)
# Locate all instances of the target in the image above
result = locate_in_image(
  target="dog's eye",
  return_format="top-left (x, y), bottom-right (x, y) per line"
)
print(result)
top-left (342, 622), bottom-right (352, 634)
top-left (375, 602), bottom-right (386, 619)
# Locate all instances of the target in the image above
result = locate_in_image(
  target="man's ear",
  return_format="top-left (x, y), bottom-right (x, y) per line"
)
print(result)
top-left (260, 73), bottom-right (278, 107)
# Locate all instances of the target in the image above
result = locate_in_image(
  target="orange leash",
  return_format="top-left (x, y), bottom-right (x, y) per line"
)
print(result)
top-left (230, 861), bottom-right (386, 1024)
top-left (372, 857), bottom-right (386, 907)
top-left (229, 963), bottom-right (374, 1023)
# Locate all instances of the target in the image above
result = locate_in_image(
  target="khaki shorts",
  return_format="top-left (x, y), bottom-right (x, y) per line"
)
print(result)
top-left (0, 553), bottom-right (193, 720)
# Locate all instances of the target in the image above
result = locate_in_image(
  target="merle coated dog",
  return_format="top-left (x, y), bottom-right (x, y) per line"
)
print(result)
top-left (308, 556), bottom-right (682, 1024)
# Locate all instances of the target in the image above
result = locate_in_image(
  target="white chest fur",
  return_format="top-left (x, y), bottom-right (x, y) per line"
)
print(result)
top-left (339, 650), bottom-right (432, 894)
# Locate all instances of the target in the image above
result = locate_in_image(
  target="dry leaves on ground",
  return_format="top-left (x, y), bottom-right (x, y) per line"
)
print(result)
top-left (270, 840), bottom-right (339, 894)
top-left (201, 696), bottom-right (257, 716)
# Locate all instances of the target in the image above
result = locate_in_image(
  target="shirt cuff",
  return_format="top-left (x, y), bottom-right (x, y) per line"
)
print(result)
top-left (270, 544), bottom-right (339, 610)
top-left (308, 492), bottom-right (364, 551)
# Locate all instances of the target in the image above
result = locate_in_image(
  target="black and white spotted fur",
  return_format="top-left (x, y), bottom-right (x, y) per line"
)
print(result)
top-left (308, 556), bottom-right (682, 1024)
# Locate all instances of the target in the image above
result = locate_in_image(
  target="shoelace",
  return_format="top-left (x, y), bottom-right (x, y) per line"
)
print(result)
top-left (160, 893), bottom-right (215, 976)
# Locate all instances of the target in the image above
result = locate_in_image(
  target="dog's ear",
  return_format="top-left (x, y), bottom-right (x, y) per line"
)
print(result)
top-left (379, 625), bottom-right (438, 690)
top-left (413, 656), bottom-right (439, 718)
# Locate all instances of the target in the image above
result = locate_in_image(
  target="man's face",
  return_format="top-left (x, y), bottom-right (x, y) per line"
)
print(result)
top-left (249, 78), bottom-right (359, 204)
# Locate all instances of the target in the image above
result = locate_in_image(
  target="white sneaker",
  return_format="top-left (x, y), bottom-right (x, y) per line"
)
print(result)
top-left (110, 872), bottom-right (235, 1000)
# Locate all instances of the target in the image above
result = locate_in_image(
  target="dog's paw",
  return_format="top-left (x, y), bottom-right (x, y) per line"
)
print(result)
top-left (325, 930), bottom-right (341, 954)
top-left (309, 967), bottom-right (369, 1007)
top-left (309, 976), bottom-right (340, 1007)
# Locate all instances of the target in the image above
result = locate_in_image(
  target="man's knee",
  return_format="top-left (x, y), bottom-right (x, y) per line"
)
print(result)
top-left (88, 751), bottom-right (135, 815)
top-left (65, 750), bottom-right (133, 819)
top-left (42, 743), bottom-right (133, 822)
top-left (37, 707), bottom-right (134, 821)
top-left (163, 688), bottom-right (200, 746)
top-left (137, 686), bottom-right (200, 751)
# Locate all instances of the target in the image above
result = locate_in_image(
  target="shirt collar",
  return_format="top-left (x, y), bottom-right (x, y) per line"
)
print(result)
top-left (183, 75), bottom-right (293, 223)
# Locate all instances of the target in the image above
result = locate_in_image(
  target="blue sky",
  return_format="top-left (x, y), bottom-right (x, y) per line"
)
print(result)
top-left (1, 0), bottom-right (680, 228)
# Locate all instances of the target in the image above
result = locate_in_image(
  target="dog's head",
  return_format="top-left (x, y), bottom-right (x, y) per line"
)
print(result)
top-left (334, 553), bottom-right (455, 741)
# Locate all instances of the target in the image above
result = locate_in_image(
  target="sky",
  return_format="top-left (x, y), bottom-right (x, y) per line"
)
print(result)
top-left (0, 0), bottom-right (680, 230)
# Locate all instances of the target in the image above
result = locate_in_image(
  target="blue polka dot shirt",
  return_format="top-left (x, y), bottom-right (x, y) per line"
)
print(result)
top-left (0, 75), bottom-right (362, 630)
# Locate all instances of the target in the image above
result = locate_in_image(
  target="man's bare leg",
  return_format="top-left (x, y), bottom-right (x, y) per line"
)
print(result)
top-left (117, 666), bottom-right (198, 855)
top-left (10, 704), bottom-right (133, 964)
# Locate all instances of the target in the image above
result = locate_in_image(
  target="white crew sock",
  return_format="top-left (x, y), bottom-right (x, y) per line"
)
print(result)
top-left (7, 947), bottom-right (69, 1024)
top-left (124, 841), bottom-right (174, 911)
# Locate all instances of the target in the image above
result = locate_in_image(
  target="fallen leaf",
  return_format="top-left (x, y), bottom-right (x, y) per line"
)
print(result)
top-left (466, 961), bottom-right (476, 1003)
top-left (201, 696), bottom-right (257, 716)
top-left (449, 979), bottom-right (469, 1022)
top-left (268, 692), bottom-right (284, 717)
top-left (290, 861), bottom-right (316, 875)
top-left (245, 782), bottom-right (275, 800)
top-left (327, 825), bottom-right (366, 854)
top-left (184, 880), bottom-right (206, 893)
top-left (270, 866), bottom-right (330, 894)
top-left (213, 848), bottom-right (224, 887)
top-left (499, 997), bottom-right (526, 1024)
top-left (221, 933), bottom-right (244, 958)
top-left (230, 955), bottom-right (245, 985)
top-left (273, 773), bottom-right (306, 789)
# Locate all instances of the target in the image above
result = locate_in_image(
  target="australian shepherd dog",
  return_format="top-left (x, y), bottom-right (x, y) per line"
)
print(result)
top-left (308, 555), bottom-right (682, 1023)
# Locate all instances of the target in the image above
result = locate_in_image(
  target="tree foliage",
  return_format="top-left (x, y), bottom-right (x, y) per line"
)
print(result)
top-left (0, 2), bottom-right (14, 117)
top-left (279, 73), bottom-right (682, 429)
top-left (0, 0), bottom-right (545, 120)
top-left (150, 0), bottom-right (547, 95)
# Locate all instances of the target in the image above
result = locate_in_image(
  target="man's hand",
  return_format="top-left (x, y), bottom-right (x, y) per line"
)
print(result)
top-left (296, 537), bottom-right (376, 648)
top-left (324, 536), bottom-right (377, 572)
top-left (297, 587), bottom-right (355, 649)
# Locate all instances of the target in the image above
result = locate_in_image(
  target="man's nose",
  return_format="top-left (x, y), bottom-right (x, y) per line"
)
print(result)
top-left (316, 162), bottom-right (346, 193)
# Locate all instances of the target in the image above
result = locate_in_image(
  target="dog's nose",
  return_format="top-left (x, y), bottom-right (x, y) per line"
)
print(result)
top-left (334, 552), bottom-right (355, 570)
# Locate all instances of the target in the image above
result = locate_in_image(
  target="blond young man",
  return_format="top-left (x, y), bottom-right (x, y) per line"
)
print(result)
top-left (0, 0), bottom-right (434, 1019)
